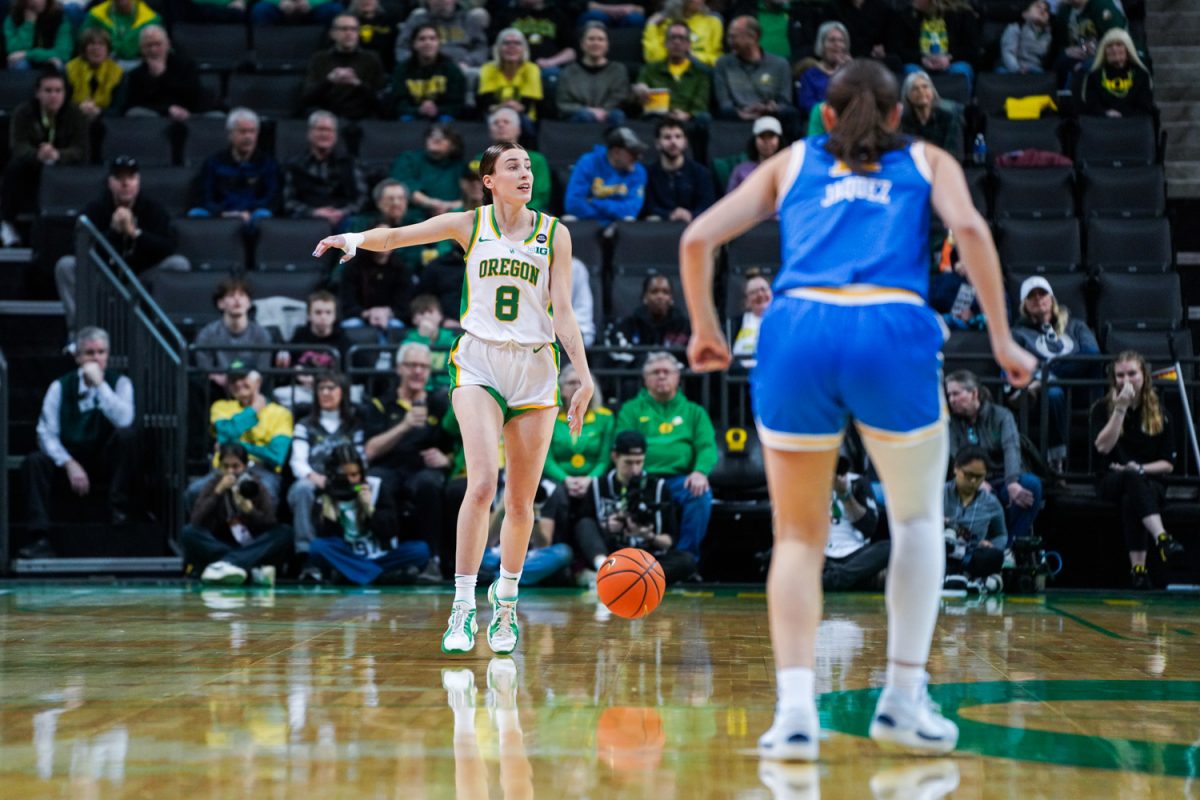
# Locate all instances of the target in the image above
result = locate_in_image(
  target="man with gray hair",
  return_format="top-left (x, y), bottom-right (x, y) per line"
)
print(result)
top-left (614, 351), bottom-right (717, 566)
top-left (188, 108), bottom-right (279, 223)
top-left (302, 13), bottom-right (386, 120)
top-left (283, 111), bottom-right (367, 232)
top-left (21, 327), bottom-right (137, 559)
top-left (472, 107), bottom-right (551, 211)
top-left (714, 14), bottom-right (797, 129)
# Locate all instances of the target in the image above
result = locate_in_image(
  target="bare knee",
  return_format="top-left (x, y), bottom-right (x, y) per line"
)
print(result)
top-left (462, 478), bottom-right (496, 511)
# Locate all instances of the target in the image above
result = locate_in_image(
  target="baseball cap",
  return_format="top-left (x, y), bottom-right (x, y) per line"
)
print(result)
top-left (109, 155), bottom-right (139, 176)
top-left (1019, 275), bottom-right (1054, 303)
top-left (752, 116), bottom-right (783, 137)
top-left (606, 126), bottom-right (648, 154)
top-left (613, 430), bottom-right (647, 456)
top-left (225, 359), bottom-right (251, 383)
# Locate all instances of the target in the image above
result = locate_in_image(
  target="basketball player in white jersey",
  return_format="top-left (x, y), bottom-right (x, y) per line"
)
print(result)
top-left (314, 142), bottom-right (594, 656)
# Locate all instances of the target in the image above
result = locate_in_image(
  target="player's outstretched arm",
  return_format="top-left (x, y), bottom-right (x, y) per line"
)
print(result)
top-left (927, 145), bottom-right (1036, 388)
top-left (312, 210), bottom-right (476, 264)
top-left (679, 146), bottom-right (788, 372)
top-left (549, 223), bottom-right (594, 436)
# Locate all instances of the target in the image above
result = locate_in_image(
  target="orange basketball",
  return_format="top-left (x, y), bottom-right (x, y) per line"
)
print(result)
top-left (596, 548), bottom-right (666, 619)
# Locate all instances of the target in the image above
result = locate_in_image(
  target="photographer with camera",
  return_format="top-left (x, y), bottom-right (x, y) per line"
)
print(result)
top-left (943, 446), bottom-right (1007, 585)
top-left (183, 444), bottom-right (293, 585)
top-left (821, 455), bottom-right (887, 591)
top-left (571, 431), bottom-right (697, 585)
top-left (306, 444), bottom-right (432, 585)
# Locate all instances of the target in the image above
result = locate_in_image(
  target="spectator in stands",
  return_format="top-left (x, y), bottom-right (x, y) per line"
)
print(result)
top-left (283, 111), bottom-right (367, 233)
top-left (615, 352), bottom-right (716, 563)
top-left (480, 504), bottom-right (574, 586)
top-left (999, 0), bottom-right (1051, 74)
top-left (20, 326), bottom-right (135, 559)
top-left (543, 363), bottom-right (614, 492)
top-left (252, 0), bottom-right (344, 27)
top-left (1012, 276), bottom-right (1100, 472)
top-left (400, 295), bottom-right (455, 388)
top-left (578, 2), bottom-right (646, 29)
top-left (390, 122), bottom-right (465, 222)
top-left (65, 28), bottom-right (123, 121)
top-left (632, 20), bottom-right (712, 125)
top-left (569, 430), bottom-right (697, 585)
top-left (203, 363), bottom-right (293, 502)
top-left (564, 126), bottom-right (647, 222)
top-left (727, 115), bottom-right (782, 194)
top-left (183, 443), bottom-right (292, 586)
top-left (340, 222), bottom-right (413, 345)
top-left (0, 70), bottom-right (87, 247)
top-left (274, 290), bottom-right (350, 407)
top-left (945, 369), bottom-right (1043, 541)
top-left (556, 21), bottom-right (631, 124)
top-left (1051, 0), bottom-right (1126, 89)
top-left (477, 27), bottom-right (543, 125)
top-left (891, 0), bottom-right (982, 96)
top-left (4, 0), bottom-right (71, 71)
top-left (288, 371), bottom-right (366, 558)
top-left (824, 0), bottom-right (891, 62)
top-left (307, 444), bottom-right (432, 585)
top-left (943, 445), bottom-right (1007, 582)
top-left (822, 453), bottom-right (886, 591)
top-left (416, 243), bottom-right (467, 324)
top-left (714, 15), bottom-right (795, 131)
top-left (194, 278), bottom-right (274, 380)
top-left (364, 341), bottom-right (452, 582)
top-left (899, 70), bottom-right (964, 156)
top-left (496, 0), bottom-right (576, 79)
top-left (1081, 27), bottom-right (1154, 118)
top-left (796, 21), bottom-right (851, 119)
top-left (393, 23), bottom-right (466, 122)
top-left (120, 26), bottom-right (213, 121)
top-left (186, 0), bottom-right (248, 24)
top-left (469, 108), bottom-right (551, 211)
top-left (54, 156), bottom-right (191, 343)
top-left (572, 258), bottom-right (597, 346)
top-left (643, 117), bottom-right (713, 223)
top-left (83, 0), bottom-right (160, 65)
top-left (1091, 351), bottom-right (1184, 589)
top-left (188, 108), bottom-right (279, 225)
top-left (353, 178), bottom-right (454, 270)
top-left (349, 0), bottom-right (397, 73)
top-left (643, 0), bottom-right (723, 67)
top-left (614, 273), bottom-right (691, 348)
top-left (727, 0), bottom-right (797, 60)
top-left (732, 268), bottom-right (771, 361)
top-left (396, 0), bottom-right (488, 80)
top-left (302, 13), bottom-right (387, 121)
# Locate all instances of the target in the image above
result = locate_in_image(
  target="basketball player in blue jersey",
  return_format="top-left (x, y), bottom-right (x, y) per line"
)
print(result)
top-left (679, 61), bottom-right (1037, 760)
top-left (315, 142), bottom-right (594, 656)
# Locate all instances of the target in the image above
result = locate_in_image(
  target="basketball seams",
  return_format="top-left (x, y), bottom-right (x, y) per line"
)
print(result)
top-left (597, 548), bottom-right (664, 618)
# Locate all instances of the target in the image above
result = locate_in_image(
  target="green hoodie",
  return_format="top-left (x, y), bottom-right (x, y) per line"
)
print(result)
top-left (615, 388), bottom-right (718, 477)
top-left (544, 407), bottom-right (615, 482)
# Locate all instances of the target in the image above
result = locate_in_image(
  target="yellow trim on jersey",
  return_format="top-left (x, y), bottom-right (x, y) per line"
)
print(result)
top-left (523, 211), bottom-right (542, 245)
top-left (448, 332), bottom-right (466, 386)
top-left (465, 207), bottom-right (483, 259)
top-left (488, 205), bottom-right (503, 239)
top-left (756, 423), bottom-right (844, 452)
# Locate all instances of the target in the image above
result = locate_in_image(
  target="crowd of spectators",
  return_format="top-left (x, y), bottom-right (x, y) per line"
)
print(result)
top-left (8, 0), bottom-right (1184, 589)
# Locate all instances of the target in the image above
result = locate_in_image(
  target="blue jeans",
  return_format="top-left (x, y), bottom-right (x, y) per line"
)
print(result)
top-left (309, 536), bottom-right (429, 585)
top-left (664, 475), bottom-right (712, 562)
top-left (997, 472), bottom-right (1042, 541)
top-left (569, 108), bottom-right (626, 125)
top-left (480, 543), bottom-right (573, 586)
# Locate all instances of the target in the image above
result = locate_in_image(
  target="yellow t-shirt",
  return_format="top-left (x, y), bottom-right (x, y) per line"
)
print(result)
top-left (478, 61), bottom-right (544, 120)
top-left (642, 13), bottom-right (724, 67)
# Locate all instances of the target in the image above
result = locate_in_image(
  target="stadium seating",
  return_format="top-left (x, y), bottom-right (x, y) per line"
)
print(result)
top-left (1086, 217), bottom-right (1174, 273)
top-left (254, 218), bottom-right (332, 271)
top-left (975, 72), bottom-right (1059, 118)
top-left (609, 221), bottom-right (686, 314)
top-left (173, 218), bottom-right (246, 272)
top-left (1094, 271), bottom-right (1183, 328)
top-left (1007, 270), bottom-right (1091, 325)
top-left (97, 117), bottom-right (175, 167)
top-left (993, 166), bottom-right (1075, 219)
top-left (1080, 165), bottom-right (1166, 218)
top-left (227, 72), bottom-right (303, 120)
top-left (984, 116), bottom-right (1063, 157)
top-left (1075, 116), bottom-right (1157, 167)
top-left (996, 218), bottom-right (1081, 272)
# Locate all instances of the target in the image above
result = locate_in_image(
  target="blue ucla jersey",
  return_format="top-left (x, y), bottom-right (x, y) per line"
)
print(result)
top-left (775, 135), bottom-right (932, 299)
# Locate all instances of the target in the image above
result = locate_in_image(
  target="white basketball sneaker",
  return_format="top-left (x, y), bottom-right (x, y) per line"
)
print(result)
top-left (758, 704), bottom-right (820, 762)
top-left (869, 680), bottom-right (958, 755)
top-left (486, 581), bottom-right (520, 655)
top-left (441, 601), bottom-right (478, 654)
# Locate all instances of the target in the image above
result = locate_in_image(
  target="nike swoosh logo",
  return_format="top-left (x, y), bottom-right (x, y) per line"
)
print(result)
top-left (478, 237), bottom-right (493, 242)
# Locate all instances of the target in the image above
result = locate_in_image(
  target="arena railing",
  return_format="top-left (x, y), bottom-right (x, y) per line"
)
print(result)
top-left (0, 347), bottom-right (8, 575)
top-left (59, 216), bottom-right (189, 573)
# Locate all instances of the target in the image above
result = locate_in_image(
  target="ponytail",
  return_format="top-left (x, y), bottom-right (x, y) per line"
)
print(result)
top-left (824, 60), bottom-right (902, 174)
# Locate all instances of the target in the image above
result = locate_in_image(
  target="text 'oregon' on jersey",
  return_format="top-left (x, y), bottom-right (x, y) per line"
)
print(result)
top-left (460, 204), bottom-right (559, 346)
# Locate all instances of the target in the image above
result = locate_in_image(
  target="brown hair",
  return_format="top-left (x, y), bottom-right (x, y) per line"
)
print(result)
top-left (212, 277), bottom-right (253, 307)
top-left (478, 141), bottom-right (527, 204)
top-left (823, 60), bottom-right (903, 174)
top-left (1104, 350), bottom-right (1164, 436)
top-left (307, 289), bottom-right (337, 312)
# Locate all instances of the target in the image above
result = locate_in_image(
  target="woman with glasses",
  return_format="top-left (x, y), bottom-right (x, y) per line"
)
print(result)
top-left (287, 371), bottom-right (365, 579)
top-left (942, 445), bottom-right (1007, 583)
top-left (477, 27), bottom-right (542, 126)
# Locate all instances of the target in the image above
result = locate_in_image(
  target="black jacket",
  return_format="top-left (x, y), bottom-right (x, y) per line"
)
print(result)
top-left (84, 189), bottom-right (177, 272)
top-left (120, 53), bottom-right (213, 115)
top-left (615, 304), bottom-right (691, 348)
top-left (643, 157), bottom-right (715, 220)
top-left (888, 6), bottom-right (982, 68)
top-left (302, 47), bottom-right (386, 120)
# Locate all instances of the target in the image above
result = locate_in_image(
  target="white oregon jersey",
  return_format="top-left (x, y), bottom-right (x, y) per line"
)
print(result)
top-left (460, 204), bottom-right (558, 346)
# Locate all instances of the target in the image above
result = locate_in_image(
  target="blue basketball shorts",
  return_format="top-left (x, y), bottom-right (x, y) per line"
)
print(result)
top-left (751, 294), bottom-right (948, 450)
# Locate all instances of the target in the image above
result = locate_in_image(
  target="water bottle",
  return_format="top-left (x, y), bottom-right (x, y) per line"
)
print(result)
top-left (973, 133), bottom-right (987, 165)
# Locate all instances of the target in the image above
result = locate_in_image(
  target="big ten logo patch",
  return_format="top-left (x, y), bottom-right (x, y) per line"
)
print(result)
top-left (725, 427), bottom-right (747, 453)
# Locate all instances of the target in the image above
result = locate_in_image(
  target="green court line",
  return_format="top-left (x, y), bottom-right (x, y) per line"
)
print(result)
top-left (1177, 628), bottom-right (1195, 636)
top-left (1045, 604), bottom-right (1129, 640)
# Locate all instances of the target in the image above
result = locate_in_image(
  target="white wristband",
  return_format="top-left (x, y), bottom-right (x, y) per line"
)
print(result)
top-left (343, 232), bottom-right (364, 250)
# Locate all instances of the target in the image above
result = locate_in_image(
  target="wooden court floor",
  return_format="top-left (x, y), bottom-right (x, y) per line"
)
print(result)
top-left (0, 585), bottom-right (1198, 799)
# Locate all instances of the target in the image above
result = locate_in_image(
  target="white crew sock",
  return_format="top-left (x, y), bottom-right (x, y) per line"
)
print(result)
top-left (497, 567), bottom-right (521, 601)
top-left (454, 574), bottom-right (478, 607)
top-left (777, 666), bottom-right (816, 711)
top-left (886, 662), bottom-right (928, 701)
